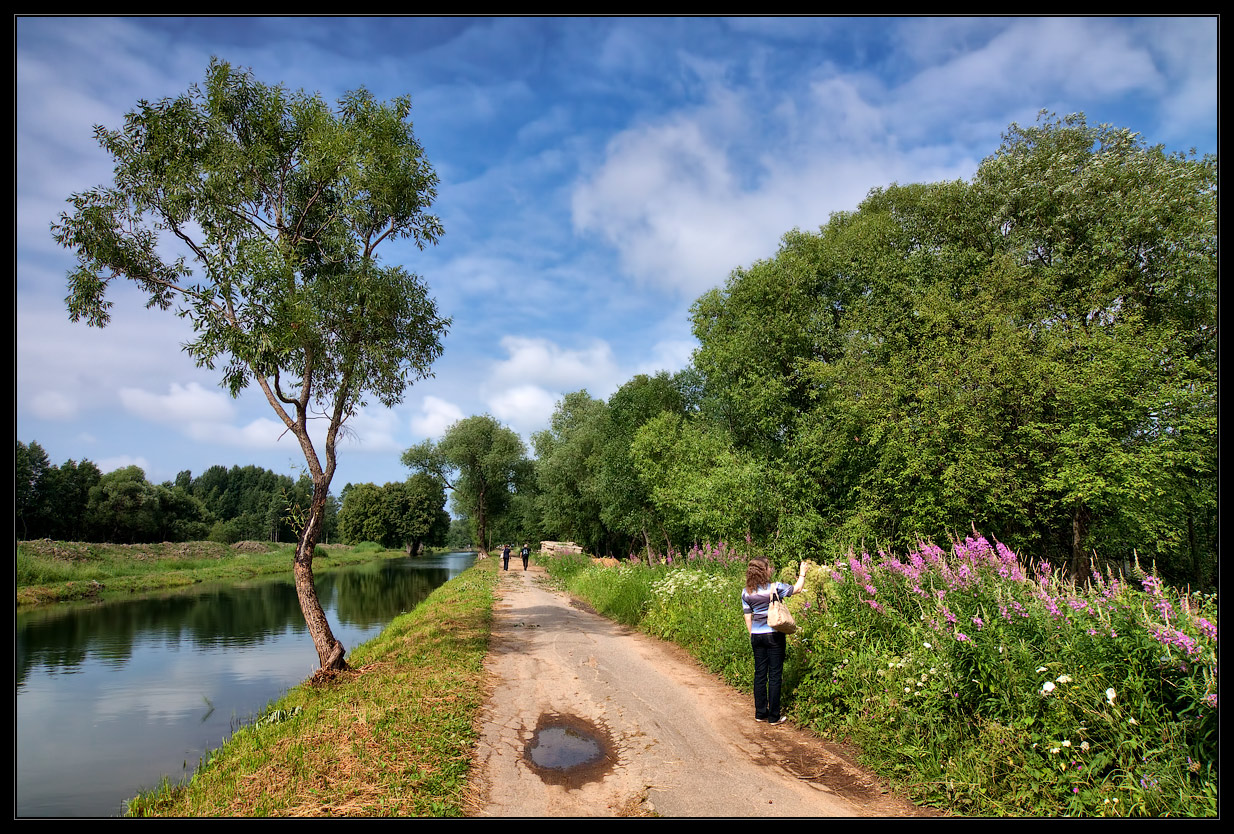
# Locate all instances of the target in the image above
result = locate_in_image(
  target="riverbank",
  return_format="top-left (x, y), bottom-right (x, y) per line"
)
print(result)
top-left (125, 555), bottom-right (499, 816)
top-left (16, 540), bottom-right (417, 606)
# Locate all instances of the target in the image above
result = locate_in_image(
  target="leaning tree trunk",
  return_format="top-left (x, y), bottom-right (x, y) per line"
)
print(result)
top-left (294, 480), bottom-right (347, 672)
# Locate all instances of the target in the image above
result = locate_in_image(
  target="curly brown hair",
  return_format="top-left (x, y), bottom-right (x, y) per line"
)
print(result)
top-left (744, 557), bottom-right (772, 593)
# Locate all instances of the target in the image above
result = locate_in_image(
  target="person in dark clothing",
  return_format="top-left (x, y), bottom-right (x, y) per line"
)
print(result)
top-left (502, 544), bottom-right (512, 570)
top-left (520, 543), bottom-right (530, 571)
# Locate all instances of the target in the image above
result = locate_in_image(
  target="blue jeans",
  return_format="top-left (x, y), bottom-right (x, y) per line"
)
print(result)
top-left (751, 631), bottom-right (787, 720)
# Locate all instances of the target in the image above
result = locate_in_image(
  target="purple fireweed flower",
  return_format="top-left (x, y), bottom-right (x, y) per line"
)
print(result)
top-left (1194, 617), bottom-right (1217, 641)
top-left (864, 584), bottom-right (877, 596)
top-left (1150, 625), bottom-right (1201, 657)
top-left (972, 616), bottom-right (984, 630)
top-left (955, 632), bottom-right (971, 642)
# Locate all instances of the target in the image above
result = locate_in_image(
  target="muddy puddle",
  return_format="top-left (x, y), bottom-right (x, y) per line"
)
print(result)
top-left (523, 713), bottom-right (616, 788)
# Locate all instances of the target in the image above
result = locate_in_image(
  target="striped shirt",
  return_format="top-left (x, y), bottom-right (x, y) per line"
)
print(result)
top-left (741, 583), bottom-right (795, 634)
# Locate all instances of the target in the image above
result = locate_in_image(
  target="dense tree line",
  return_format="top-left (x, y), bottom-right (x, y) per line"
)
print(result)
top-left (336, 473), bottom-right (450, 555)
top-left (16, 443), bottom-right (339, 545)
top-left (516, 114), bottom-right (1217, 589)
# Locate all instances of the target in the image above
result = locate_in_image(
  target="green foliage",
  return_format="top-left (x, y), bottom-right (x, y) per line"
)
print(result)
top-left (402, 415), bottom-right (530, 554)
top-left (337, 474), bottom-right (448, 553)
top-left (677, 113), bottom-right (1216, 586)
top-left (543, 534), bottom-right (1217, 817)
top-left (50, 58), bottom-right (448, 563)
top-left (17, 441), bottom-right (103, 541)
top-left (532, 390), bottom-right (609, 553)
top-left (629, 413), bottom-right (774, 549)
top-left (50, 58), bottom-right (450, 665)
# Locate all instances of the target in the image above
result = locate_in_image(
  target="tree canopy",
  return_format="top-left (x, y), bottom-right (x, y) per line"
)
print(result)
top-left (680, 113), bottom-right (1216, 584)
top-left (402, 415), bottom-right (531, 557)
top-left (337, 474), bottom-right (449, 555)
top-left (512, 113), bottom-right (1216, 588)
top-left (51, 59), bottom-right (449, 669)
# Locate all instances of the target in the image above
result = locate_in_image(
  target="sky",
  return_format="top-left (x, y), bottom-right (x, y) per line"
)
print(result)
top-left (15, 16), bottom-right (1218, 493)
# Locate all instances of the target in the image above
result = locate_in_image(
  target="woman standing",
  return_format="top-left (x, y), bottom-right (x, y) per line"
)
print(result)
top-left (741, 557), bottom-right (807, 724)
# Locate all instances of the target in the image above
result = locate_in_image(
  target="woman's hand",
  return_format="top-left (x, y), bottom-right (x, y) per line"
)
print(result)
top-left (792, 560), bottom-right (808, 594)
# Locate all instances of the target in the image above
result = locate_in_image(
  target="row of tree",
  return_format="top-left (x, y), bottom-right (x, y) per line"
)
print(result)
top-left (335, 474), bottom-right (450, 555)
top-left (16, 443), bottom-right (344, 546)
top-left (409, 115), bottom-right (1216, 589)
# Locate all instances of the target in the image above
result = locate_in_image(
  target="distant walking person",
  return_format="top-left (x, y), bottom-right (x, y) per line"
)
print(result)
top-left (520, 543), bottom-right (531, 571)
top-left (502, 544), bottom-right (512, 571)
top-left (741, 557), bottom-right (807, 724)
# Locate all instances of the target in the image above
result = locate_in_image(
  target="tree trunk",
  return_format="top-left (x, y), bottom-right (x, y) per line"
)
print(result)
top-left (1069, 504), bottom-right (1091, 584)
top-left (294, 479), bottom-right (347, 672)
top-left (477, 506), bottom-right (490, 558)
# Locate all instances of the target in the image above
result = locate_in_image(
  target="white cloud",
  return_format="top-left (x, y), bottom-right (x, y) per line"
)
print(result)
top-left (118, 382), bottom-right (236, 424)
top-left (636, 338), bottom-right (697, 376)
top-left (27, 391), bottom-right (78, 420)
top-left (185, 416), bottom-right (305, 451)
top-left (490, 335), bottom-right (622, 396)
top-left (409, 396), bottom-right (466, 441)
top-left (338, 408), bottom-right (403, 453)
top-left (487, 385), bottom-right (558, 437)
top-left (96, 454), bottom-right (152, 475)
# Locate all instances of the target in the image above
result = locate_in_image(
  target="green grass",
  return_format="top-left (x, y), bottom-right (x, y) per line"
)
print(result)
top-left (547, 543), bottom-right (1218, 817)
top-left (125, 556), bottom-right (499, 817)
top-left (16, 539), bottom-right (404, 606)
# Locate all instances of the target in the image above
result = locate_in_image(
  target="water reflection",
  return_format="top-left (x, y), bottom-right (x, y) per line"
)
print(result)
top-left (16, 551), bottom-right (475, 818)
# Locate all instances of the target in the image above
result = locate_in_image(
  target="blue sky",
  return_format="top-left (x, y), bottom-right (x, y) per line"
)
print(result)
top-left (15, 16), bottom-right (1218, 492)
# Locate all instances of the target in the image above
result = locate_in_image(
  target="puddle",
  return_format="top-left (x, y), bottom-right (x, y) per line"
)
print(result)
top-left (523, 713), bottom-right (615, 787)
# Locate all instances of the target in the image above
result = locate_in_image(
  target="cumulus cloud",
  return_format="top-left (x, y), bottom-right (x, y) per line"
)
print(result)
top-left (490, 335), bottom-right (622, 395)
top-left (118, 382), bottom-right (236, 425)
top-left (636, 337), bottom-right (697, 376)
top-left (410, 396), bottom-right (466, 441)
top-left (569, 73), bottom-right (951, 300)
top-left (27, 391), bottom-right (78, 420)
top-left (95, 454), bottom-right (152, 475)
top-left (487, 385), bottom-right (559, 437)
top-left (185, 416), bottom-right (309, 451)
top-left (339, 408), bottom-right (403, 453)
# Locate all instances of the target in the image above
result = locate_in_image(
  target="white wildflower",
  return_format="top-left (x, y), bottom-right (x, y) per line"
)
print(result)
top-left (1106, 688), bottom-right (1116, 704)
top-left (1042, 681), bottom-right (1056, 694)
top-left (1036, 666), bottom-right (1048, 674)
top-left (1062, 739), bottom-right (1071, 748)
top-left (1056, 674), bottom-right (1072, 684)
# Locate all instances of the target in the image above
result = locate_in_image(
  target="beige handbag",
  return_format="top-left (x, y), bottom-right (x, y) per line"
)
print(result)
top-left (767, 587), bottom-right (797, 634)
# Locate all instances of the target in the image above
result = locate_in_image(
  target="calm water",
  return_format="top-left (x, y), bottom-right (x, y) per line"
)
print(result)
top-left (15, 551), bottom-right (476, 818)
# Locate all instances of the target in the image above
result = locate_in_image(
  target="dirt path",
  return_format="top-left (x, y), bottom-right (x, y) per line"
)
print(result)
top-left (467, 562), bottom-right (929, 817)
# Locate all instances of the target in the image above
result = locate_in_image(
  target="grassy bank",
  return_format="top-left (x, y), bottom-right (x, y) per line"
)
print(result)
top-left (16, 539), bottom-right (408, 606)
top-left (126, 555), bottom-right (499, 816)
top-left (542, 541), bottom-right (1218, 817)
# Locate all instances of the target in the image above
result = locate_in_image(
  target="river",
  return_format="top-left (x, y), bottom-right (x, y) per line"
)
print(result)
top-left (15, 550), bottom-right (477, 818)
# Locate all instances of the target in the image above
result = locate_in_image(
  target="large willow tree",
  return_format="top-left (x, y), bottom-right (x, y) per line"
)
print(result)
top-left (52, 60), bottom-right (450, 671)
